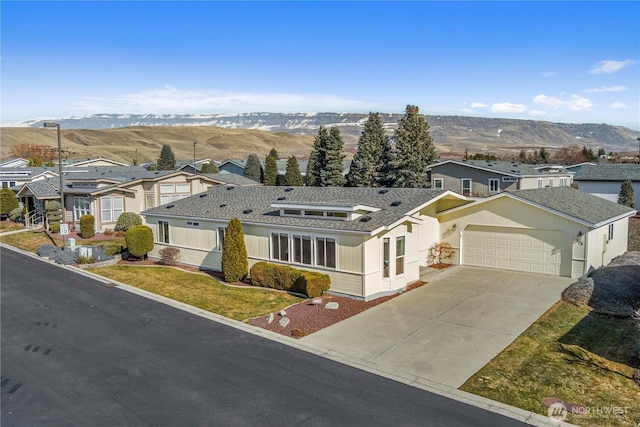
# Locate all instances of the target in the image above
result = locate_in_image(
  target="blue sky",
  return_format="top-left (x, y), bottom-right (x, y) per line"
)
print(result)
top-left (2, 1), bottom-right (639, 129)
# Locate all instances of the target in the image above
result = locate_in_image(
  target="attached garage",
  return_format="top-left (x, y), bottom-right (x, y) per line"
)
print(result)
top-left (462, 225), bottom-right (568, 276)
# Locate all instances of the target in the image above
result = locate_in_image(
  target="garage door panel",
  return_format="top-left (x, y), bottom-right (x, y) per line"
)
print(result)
top-left (463, 227), bottom-right (566, 276)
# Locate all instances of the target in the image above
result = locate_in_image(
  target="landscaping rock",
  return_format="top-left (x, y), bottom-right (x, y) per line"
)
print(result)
top-left (267, 313), bottom-right (274, 324)
top-left (325, 302), bottom-right (339, 310)
top-left (36, 244), bottom-right (114, 266)
top-left (278, 317), bottom-right (290, 327)
top-left (279, 309), bottom-right (287, 317)
top-left (310, 298), bottom-right (323, 305)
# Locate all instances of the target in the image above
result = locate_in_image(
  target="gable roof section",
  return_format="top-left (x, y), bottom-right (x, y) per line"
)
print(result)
top-left (428, 159), bottom-right (571, 177)
top-left (142, 186), bottom-right (461, 234)
top-left (573, 164), bottom-right (640, 182)
top-left (16, 179), bottom-right (60, 199)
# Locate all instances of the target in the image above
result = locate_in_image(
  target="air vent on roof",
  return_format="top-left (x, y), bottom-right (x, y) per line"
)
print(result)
top-left (155, 172), bottom-right (160, 175)
top-left (219, 204), bottom-right (227, 208)
top-left (390, 200), bottom-right (402, 207)
top-left (284, 187), bottom-right (294, 192)
top-left (360, 216), bottom-right (372, 222)
top-left (226, 186), bottom-right (235, 190)
top-left (166, 204), bottom-right (175, 209)
top-left (277, 196), bottom-right (286, 201)
top-left (511, 170), bottom-right (517, 173)
top-left (199, 193), bottom-right (207, 198)
top-left (243, 209), bottom-right (253, 214)
top-left (378, 189), bottom-right (389, 194)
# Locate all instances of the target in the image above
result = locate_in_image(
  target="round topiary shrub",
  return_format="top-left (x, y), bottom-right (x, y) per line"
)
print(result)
top-left (125, 225), bottom-right (154, 258)
top-left (9, 207), bottom-right (23, 222)
top-left (80, 214), bottom-right (95, 239)
top-left (114, 212), bottom-right (142, 231)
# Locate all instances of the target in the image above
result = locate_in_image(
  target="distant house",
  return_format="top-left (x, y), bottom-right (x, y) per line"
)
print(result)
top-left (65, 158), bottom-right (129, 168)
top-left (427, 160), bottom-right (573, 197)
top-left (0, 158), bottom-right (29, 169)
top-left (562, 162), bottom-right (597, 173)
top-left (15, 166), bottom-right (258, 230)
top-left (574, 164), bottom-right (640, 208)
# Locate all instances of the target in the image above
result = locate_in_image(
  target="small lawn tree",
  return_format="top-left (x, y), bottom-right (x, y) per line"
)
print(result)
top-left (618, 180), bottom-right (636, 209)
top-left (221, 218), bottom-right (248, 282)
top-left (0, 188), bottom-right (19, 219)
top-left (125, 225), bottom-right (154, 259)
top-left (80, 214), bottom-right (95, 238)
top-left (114, 212), bottom-right (142, 231)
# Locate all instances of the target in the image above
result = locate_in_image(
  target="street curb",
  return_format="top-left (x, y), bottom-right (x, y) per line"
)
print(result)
top-left (0, 243), bottom-right (575, 427)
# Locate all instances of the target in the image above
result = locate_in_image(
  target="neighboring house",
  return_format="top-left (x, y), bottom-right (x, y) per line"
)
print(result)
top-left (561, 162), bottom-right (596, 173)
top-left (143, 186), bottom-right (469, 300)
top-left (175, 159), bottom-right (215, 173)
top-left (0, 158), bottom-right (29, 168)
top-left (65, 158), bottom-right (129, 167)
top-left (15, 166), bottom-right (257, 230)
top-left (427, 160), bottom-right (573, 197)
top-left (438, 187), bottom-right (635, 278)
top-left (0, 167), bottom-right (59, 189)
top-left (573, 164), bottom-right (640, 208)
top-left (141, 185), bottom-right (633, 300)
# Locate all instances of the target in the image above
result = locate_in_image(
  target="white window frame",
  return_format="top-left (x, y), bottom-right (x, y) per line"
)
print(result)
top-left (159, 183), bottom-right (190, 205)
top-left (395, 236), bottom-right (405, 276)
top-left (608, 223), bottom-right (614, 241)
top-left (488, 178), bottom-right (500, 193)
top-left (316, 237), bottom-right (336, 269)
top-left (271, 232), bottom-right (290, 262)
top-left (382, 237), bottom-right (390, 278)
top-left (559, 177), bottom-right (568, 187)
top-left (433, 178), bottom-right (444, 189)
top-left (549, 178), bottom-right (554, 188)
top-left (537, 178), bottom-right (544, 189)
top-left (216, 226), bottom-right (226, 251)
top-left (158, 220), bottom-right (170, 244)
top-left (461, 178), bottom-right (472, 195)
top-left (100, 195), bottom-right (123, 223)
top-left (293, 234), bottom-right (313, 265)
top-left (73, 196), bottom-right (90, 221)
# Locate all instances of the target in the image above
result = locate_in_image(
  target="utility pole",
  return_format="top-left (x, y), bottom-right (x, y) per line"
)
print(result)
top-left (193, 142), bottom-right (197, 170)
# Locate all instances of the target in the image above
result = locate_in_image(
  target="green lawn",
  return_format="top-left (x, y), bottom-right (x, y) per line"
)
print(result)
top-left (86, 265), bottom-right (302, 321)
top-left (460, 301), bottom-right (640, 427)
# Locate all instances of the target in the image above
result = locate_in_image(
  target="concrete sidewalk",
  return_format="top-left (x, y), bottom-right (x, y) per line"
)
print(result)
top-left (301, 266), bottom-right (574, 388)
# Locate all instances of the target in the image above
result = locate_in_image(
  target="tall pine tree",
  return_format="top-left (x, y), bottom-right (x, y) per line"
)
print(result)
top-left (284, 156), bottom-right (303, 186)
top-left (618, 180), bottom-right (636, 209)
top-left (306, 127), bottom-right (329, 186)
top-left (244, 153), bottom-right (263, 183)
top-left (346, 113), bottom-right (389, 187)
top-left (156, 144), bottom-right (176, 170)
top-left (388, 105), bottom-right (436, 188)
top-left (264, 148), bottom-right (279, 186)
top-left (319, 127), bottom-right (346, 187)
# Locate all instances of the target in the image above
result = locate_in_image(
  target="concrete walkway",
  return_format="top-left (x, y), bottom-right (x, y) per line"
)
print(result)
top-left (301, 266), bottom-right (575, 388)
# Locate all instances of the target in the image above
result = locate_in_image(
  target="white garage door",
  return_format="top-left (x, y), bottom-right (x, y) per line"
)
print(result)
top-left (462, 226), bottom-right (566, 276)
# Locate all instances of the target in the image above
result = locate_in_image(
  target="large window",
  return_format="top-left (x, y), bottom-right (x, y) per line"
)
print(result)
top-left (158, 221), bottom-right (170, 244)
top-left (101, 196), bottom-right (123, 222)
top-left (73, 196), bottom-right (90, 221)
top-left (396, 236), bottom-right (405, 275)
top-left (160, 183), bottom-right (190, 205)
top-left (316, 237), bottom-right (336, 268)
top-left (293, 235), bottom-right (312, 265)
top-left (271, 233), bottom-right (289, 262)
top-left (559, 177), bottom-right (568, 187)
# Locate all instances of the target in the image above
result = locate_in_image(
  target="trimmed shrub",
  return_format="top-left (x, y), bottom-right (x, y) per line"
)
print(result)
top-left (114, 212), bottom-right (142, 231)
top-left (221, 218), bottom-right (248, 282)
top-left (250, 261), bottom-right (330, 297)
top-left (49, 222), bottom-right (60, 233)
top-left (0, 188), bottom-right (19, 218)
top-left (9, 207), bottom-right (23, 222)
top-left (80, 214), bottom-right (96, 239)
top-left (105, 243), bottom-right (124, 256)
top-left (159, 247), bottom-right (180, 266)
top-left (125, 225), bottom-right (154, 258)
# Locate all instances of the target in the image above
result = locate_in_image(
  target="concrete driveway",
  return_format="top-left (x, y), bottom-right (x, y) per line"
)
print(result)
top-left (301, 266), bottom-right (575, 388)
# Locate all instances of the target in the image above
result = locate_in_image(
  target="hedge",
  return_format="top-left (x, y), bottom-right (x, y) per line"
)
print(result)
top-left (125, 225), bottom-right (154, 258)
top-left (250, 261), bottom-right (330, 298)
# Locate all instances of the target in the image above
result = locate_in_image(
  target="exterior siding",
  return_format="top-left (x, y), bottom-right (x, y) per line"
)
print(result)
top-left (578, 181), bottom-right (640, 209)
top-left (431, 163), bottom-right (517, 196)
top-left (585, 219), bottom-right (629, 270)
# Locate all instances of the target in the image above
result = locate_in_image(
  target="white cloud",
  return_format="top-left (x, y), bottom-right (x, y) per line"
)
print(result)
top-left (533, 94), bottom-right (593, 111)
top-left (470, 102), bottom-right (489, 108)
top-left (73, 85), bottom-right (380, 114)
top-left (583, 85), bottom-right (627, 93)
top-left (491, 103), bottom-right (528, 114)
top-left (528, 109), bottom-right (547, 117)
top-left (542, 71), bottom-right (556, 77)
top-left (589, 59), bottom-right (637, 75)
top-left (610, 102), bottom-right (627, 109)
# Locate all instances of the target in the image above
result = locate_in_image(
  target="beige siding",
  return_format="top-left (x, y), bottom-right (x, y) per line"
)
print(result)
top-left (244, 225), bottom-right (270, 259)
top-left (585, 219), bottom-right (629, 271)
top-left (338, 234), bottom-right (363, 273)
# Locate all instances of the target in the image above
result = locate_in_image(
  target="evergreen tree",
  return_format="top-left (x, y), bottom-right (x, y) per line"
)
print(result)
top-left (319, 127), bottom-right (346, 187)
top-left (582, 146), bottom-right (597, 162)
top-left (518, 149), bottom-right (528, 163)
top-left (539, 147), bottom-right (550, 163)
top-left (0, 188), bottom-right (19, 218)
top-left (346, 113), bottom-right (389, 187)
top-left (200, 162), bottom-right (219, 174)
top-left (305, 127), bottom-right (328, 186)
top-left (221, 218), bottom-right (248, 283)
top-left (283, 156), bottom-right (304, 186)
top-left (244, 154), bottom-right (263, 182)
top-left (156, 144), bottom-right (176, 170)
top-left (618, 180), bottom-right (636, 209)
top-left (264, 148), bottom-right (279, 186)
top-left (388, 105), bottom-right (436, 188)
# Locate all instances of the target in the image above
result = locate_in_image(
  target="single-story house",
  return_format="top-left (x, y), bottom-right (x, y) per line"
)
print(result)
top-left (427, 160), bottom-right (573, 197)
top-left (15, 166), bottom-right (258, 230)
top-left (0, 158), bottom-right (29, 169)
top-left (142, 185), bottom-right (634, 300)
top-left (573, 164), bottom-right (640, 208)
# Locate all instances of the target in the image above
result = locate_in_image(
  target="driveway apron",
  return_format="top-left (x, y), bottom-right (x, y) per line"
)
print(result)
top-left (301, 266), bottom-right (574, 388)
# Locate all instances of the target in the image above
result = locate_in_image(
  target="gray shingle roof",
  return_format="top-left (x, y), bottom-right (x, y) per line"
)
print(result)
top-left (429, 160), bottom-right (570, 176)
top-left (574, 164), bottom-right (640, 181)
top-left (508, 187), bottom-right (635, 225)
top-left (142, 186), bottom-right (449, 233)
top-left (203, 173), bottom-right (259, 186)
top-left (22, 180), bottom-right (60, 198)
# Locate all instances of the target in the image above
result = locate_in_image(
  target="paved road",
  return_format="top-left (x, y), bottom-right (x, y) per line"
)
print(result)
top-left (1, 248), bottom-right (526, 426)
